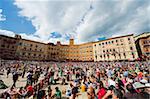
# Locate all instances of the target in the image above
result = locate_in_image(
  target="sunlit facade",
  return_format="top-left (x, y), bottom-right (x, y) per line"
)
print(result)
top-left (1, 33), bottom-right (148, 61)
top-left (93, 34), bottom-right (139, 61)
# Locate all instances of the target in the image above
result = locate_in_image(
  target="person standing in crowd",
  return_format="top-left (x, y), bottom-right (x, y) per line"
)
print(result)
top-left (33, 69), bottom-right (40, 84)
top-left (26, 70), bottom-right (33, 86)
top-left (6, 67), bottom-right (11, 78)
top-left (97, 81), bottom-right (106, 99)
top-left (81, 81), bottom-right (86, 92)
top-left (12, 71), bottom-right (19, 87)
top-left (47, 86), bottom-right (52, 98)
top-left (37, 89), bottom-right (46, 99)
top-left (87, 84), bottom-right (95, 99)
top-left (26, 84), bottom-right (34, 97)
top-left (22, 66), bottom-right (26, 78)
top-left (66, 83), bottom-right (73, 97)
top-left (54, 87), bottom-right (62, 99)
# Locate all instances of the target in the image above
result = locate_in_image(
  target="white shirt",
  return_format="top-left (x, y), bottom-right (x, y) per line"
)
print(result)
top-left (108, 79), bottom-right (116, 87)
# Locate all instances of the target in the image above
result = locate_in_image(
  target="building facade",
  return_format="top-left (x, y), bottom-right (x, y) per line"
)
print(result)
top-left (135, 32), bottom-right (150, 60)
top-left (0, 34), bottom-right (48, 61)
top-left (0, 34), bottom-right (94, 61)
top-left (93, 34), bottom-right (139, 61)
top-left (57, 39), bottom-right (94, 62)
top-left (77, 43), bottom-right (94, 61)
top-left (1, 33), bottom-right (145, 62)
top-left (0, 35), bottom-right (19, 60)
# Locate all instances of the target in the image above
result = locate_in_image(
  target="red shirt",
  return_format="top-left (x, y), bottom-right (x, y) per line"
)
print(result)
top-left (97, 88), bottom-right (106, 99)
top-left (27, 85), bottom-right (33, 95)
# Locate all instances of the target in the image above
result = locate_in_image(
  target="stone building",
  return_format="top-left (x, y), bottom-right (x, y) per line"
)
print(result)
top-left (93, 34), bottom-right (139, 61)
top-left (0, 35), bottom-right (19, 60)
top-left (1, 33), bottom-right (145, 62)
top-left (135, 32), bottom-right (150, 60)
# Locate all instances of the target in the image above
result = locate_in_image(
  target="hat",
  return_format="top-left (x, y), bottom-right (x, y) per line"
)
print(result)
top-left (133, 82), bottom-right (145, 89)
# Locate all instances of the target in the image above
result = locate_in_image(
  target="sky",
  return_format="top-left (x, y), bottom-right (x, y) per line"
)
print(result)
top-left (0, 0), bottom-right (150, 44)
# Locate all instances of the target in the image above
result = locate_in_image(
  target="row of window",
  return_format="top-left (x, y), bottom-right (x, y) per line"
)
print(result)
top-left (68, 58), bottom-right (93, 60)
top-left (48, 47), bottom-right (92, 51)
top-left (20, 43), bottom-right (41, 48)
top-left (2, 51), bottom-right (15, 55)
top-left (3, 39), bottom-right (17, 44)
top-left (96, 53), bottom-right (125, 58)
top-left (143, 40), bottom-right (150, 44)
top-left (95, 52), bottom-right (135, 59)
top-left (94, 37), bottom-right (132, 47)
top-left (30, 44), bottom-right (38, 47)
top-left (79, 46), bottom-right (92, 49)
top-left (21, 53), bottom-right (45, 57)
top-left (59, 48), bottom-right (92, 51)
top-left (1, 45), bottom-right (15, 49)
top-left (95, 49), bottom-right (116, 54)
top-left (95, 47), bottom-right (134, 54)
top-left (23, 47), bottom-right (42, 52)
top-left (48, 48), bottom-right (59, 50)
top-left (96, 43), bottom-right (125, 47)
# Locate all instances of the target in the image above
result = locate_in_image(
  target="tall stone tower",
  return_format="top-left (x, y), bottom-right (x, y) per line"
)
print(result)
top-left (69, 39), bottom-right (74, 45)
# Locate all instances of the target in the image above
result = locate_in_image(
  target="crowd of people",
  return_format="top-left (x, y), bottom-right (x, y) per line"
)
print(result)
top-left (0, 60), bottom-right (150, 99)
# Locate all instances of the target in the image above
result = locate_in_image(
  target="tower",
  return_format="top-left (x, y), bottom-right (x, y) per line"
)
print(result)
top-left (69, 39), bottom-right (74, 45)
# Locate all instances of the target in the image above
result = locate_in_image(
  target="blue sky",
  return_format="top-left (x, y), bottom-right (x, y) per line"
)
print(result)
top-left (0, 0), bottom-right (149, 44)
top-left (0, 0), bottom-right (35, 34)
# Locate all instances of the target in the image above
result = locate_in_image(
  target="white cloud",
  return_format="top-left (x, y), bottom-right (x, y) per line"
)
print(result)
top-left (0, 29), bottom-right (15, 37)
top-left (0, 29), bottom-right (43, 42)
top-left (14, 0), bottom-right (90, 43)
top-left (11, 0), bottom-right (150, 44)
top-left (0, 9), bottom-right (6, 21)
top-left (0, 29), bottom-right (68, 44)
